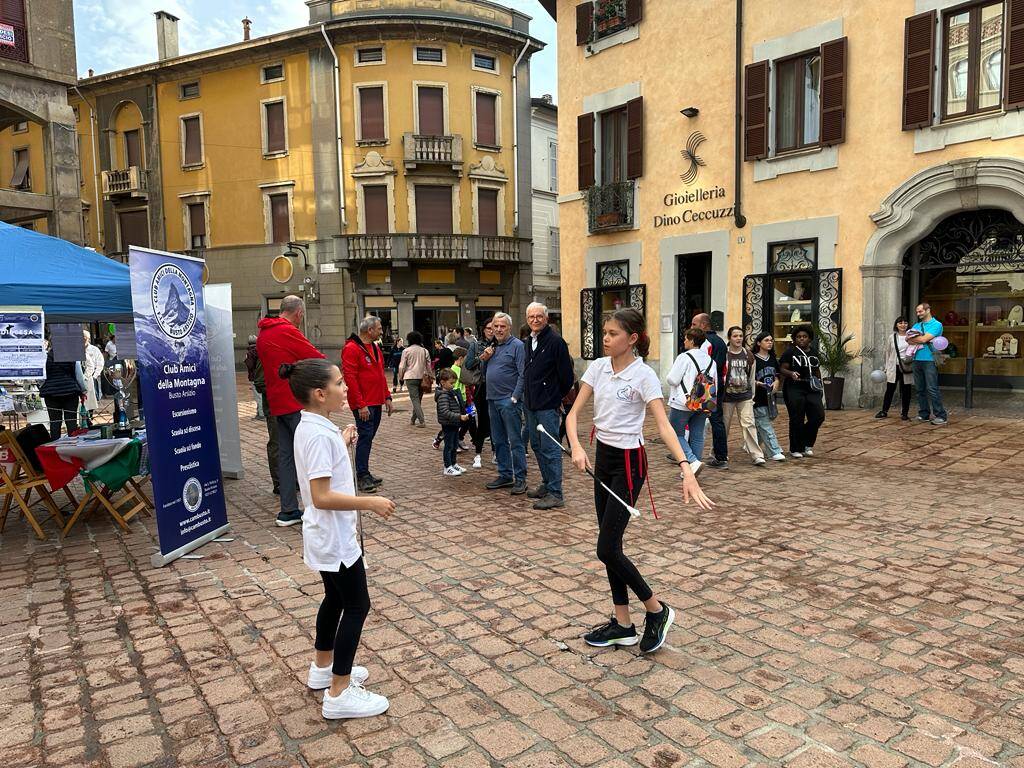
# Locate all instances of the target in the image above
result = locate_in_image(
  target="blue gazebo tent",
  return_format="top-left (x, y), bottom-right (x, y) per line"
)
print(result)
top-left (0, 221), bottom-right (132, 321)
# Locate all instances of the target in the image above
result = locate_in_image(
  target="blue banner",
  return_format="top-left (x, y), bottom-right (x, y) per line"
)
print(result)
top-left (128, 246), bottom-right (229, 566)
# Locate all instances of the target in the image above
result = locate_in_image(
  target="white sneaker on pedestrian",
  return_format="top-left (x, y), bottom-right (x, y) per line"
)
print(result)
top-left (307, 662), bottom-right (368, 690)
top-left (472, 454), bottom-right (482, 468)
top-left (772, 453), bottom-right (786, 461)
top-left (791, 452), bottom-right (804, 458)
top-left (753, 457), bottom-right (766, 465)
top-left (491, 453), bottom-right (498, 464)
top-left (453, 464), bottom-right (467, 474)
top-left (322, 682), bottom-right (389, 720)
top-left (689, 460), bottom-right (703, 476)
top-left (804, 448), bottom-right (814, 456)
top-left (443, 466), bottom-right (460, 477)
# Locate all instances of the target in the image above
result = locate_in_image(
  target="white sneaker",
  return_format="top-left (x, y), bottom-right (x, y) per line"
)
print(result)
top-left (472, 455), bottom-right (482, 469)
top-left (804, 448), bottom-right (814, 457)
top-left (753, 457), bottom-right (766, 465)
top-left (321, 682), bottom-right (389, 720)
top-left (491, 453), bottom-right (498, 464)
top-left (791, 452), bottom-right (804, 458)
top-left (772, 453), bottom-right (786, 461)
top-left (453, 464), bottom-right (467, 474)
top-left (689, 460), bottom-right (703, 476)
top-left (443, 466), bottom-right (460, 477)
top-left (307, 662), bottom-right (368, 690)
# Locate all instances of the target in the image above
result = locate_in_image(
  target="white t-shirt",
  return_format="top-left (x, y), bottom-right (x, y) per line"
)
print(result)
top-left (666, 347), bottom-right (716, 411)
top-left (105, 340), bottom-right (117, 358)
top-left (293, 411), bottom-right (361, 571)
top-left (581, 356), bottom-right (664, 449)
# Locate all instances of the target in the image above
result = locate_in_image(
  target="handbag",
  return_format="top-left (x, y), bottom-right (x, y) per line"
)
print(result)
top-left (420, 348), bottom-right (434, 394)
top-left (895, 334), bottom-right (913, 374)
top-left (767, 392), bottom-right (779, 420)
top-left (800, 352), bottom-right (824, 393)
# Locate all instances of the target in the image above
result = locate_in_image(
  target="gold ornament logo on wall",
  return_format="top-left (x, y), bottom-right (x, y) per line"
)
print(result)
top-left (680, 131), bottom-right (707, 185)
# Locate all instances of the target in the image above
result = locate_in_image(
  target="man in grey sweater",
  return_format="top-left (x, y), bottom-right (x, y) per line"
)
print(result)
top-left (479, 312), bottom-right (527, 495)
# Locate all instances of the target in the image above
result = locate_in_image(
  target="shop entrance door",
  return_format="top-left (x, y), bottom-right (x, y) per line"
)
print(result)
top-left (676, 252), bottom-right (712, 354)
top-left (414, 308), bottom-right (459, 343)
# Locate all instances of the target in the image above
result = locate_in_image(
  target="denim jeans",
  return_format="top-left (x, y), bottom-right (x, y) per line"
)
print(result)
top-left (442, 426), bottom-right (459, 468)
top-left (668, 407), bottom-right (707, 463)
top-left (352, 404), bottom-right (382, 480)
top-left (526, 408), bottom-right (563, 498)
top-left (708, 398), bottom-right (728, 461)
top-left (753, 405), bottom-right (782, 456)
top-left (488, 397), bottom-right (527, 482)
top-left (276, 410), bottom-right (302, 516)
top-left (913, 360), bottom-right (947, 420)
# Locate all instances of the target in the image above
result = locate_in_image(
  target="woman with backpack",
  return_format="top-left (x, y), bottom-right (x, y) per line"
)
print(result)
top-left (666, 327), bottom-right (716, 475)
top-left (876, 317), bottom-right (913, 421)
top-left (779, 325), bottom-right (826, 458)
top-left (752, 333), bottom-right (785, 461)
top-left (720, 326), bottom-right (765, 466)
top-left (397, 331), bottom-right (431, 427)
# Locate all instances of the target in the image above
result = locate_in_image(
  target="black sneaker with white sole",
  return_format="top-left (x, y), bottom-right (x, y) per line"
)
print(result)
top-left (583, 618), bottom-right (639, 647)
top-left (639, 603), bottom-right (675, 653)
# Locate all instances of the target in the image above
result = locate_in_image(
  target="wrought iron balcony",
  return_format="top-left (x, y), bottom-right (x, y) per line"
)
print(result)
top-left (101, 167), bottom-right (147, 198)
top-left (333, 234), bottom-right (530, 267)
top-left (0, 23), bottom-right (29, 63)
top-left (402, 133), bottom-right (463, 172)
top-left (587, 180), bottom-right (635, 233)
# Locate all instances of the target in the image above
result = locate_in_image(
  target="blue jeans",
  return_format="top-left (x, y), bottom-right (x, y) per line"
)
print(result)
top-left (526, 408), bottom-right (563, 498)
top-left (708, 398), bottom-right (728, 461)
top-left (442, 426), bottom-right (459, 469)
top-left (668, 407), bottom-right (707, 463)
top-left (753, 405), bottom-right (782, 456)
top-left (913, 361), bottom-right (947, 420)
top-left (352, 405), bottom-right (382, 479)
top-left (488, 398), bottom-right (527, 482)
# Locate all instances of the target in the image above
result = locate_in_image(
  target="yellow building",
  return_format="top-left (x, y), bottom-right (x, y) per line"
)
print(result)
top-left (543, 0), bottom-right (1024, 406)
top-left (68, 1), bottom-right (543, 357)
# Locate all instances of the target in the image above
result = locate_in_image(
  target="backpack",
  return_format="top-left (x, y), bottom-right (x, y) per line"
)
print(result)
top-left (682, 352), bottom-right (717, 413)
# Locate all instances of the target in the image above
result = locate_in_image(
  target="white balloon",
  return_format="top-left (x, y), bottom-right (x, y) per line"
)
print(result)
top-left (869, 369), bottom-right (886, 384)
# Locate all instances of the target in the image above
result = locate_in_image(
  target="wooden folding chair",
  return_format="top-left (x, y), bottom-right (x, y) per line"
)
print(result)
top-left (60, 451), bottom-right (154, 538)
top-left (0, 430), bottom-right (72, 540)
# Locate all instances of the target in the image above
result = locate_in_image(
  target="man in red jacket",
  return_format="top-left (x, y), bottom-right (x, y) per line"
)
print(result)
top-left (341, 315), bottom-right (393, 493)
top-left (256, 296), bottom-right (325, 526)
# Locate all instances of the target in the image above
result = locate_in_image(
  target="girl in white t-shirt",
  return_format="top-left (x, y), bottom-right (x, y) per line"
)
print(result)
top-left (280, 359), bottom-right (396, 721)
top-left (566, 308), bottom-right (714, 655)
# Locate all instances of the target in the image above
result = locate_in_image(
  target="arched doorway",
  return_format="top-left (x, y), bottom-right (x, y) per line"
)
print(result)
top-left (903, 209), bottom-right (1024, 406)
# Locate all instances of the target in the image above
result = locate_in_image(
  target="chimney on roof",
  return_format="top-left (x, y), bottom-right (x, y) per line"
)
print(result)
top-left (88, 68), bottom-right (94, 77)
top-left (541, 94), bottom-right (553, 104)
top-left (242, 17), bottom-right (252, 41)
top-left (155, 10), bottom-right (180, 61)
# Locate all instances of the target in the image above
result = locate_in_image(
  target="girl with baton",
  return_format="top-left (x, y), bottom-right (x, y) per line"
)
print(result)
top-left (566, 308), bottom-right (714, 653)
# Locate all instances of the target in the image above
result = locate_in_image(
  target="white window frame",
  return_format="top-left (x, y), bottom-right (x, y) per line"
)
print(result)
top-left (408, 181), bottom-right (460, 234)
top-left (11, 146), bottom-right (30, 190)
top-left (471, 86), bottom-right (502, 150)
top-left (471, 181), bottom-right (505, 236)
top-left (12, 120), bottom-right (28, 134)
top-left (179, 191), bottom-right (212, 249)
top-left (548, 139), bottom-right (558, 192)
top-left (178, 81), bottom-right (200, 100)
top-left (260, 182), bottom-right (295, 245)
top-left (413, 82), bottom-right (450, 135)
top-left (260, 97), bottom-right (289, 158)
top-left (354, 82), bottom-right (390, 144)
top-left (548, 227), bottom-right (560, 274)
top-left (414, 45), bottom-right (447, 66)
top-left (471, 50), bottom-right (500, 75)
top-left (355, 46), bottom-right (386, 67)
top-left (260, 62), bottom-right (285, 84)
top-left (356, 179), bottom-right (396, 234)
top-left (179, 112), bottom-right (205, 170)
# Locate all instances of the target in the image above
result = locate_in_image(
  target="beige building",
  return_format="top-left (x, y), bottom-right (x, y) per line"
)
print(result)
top-left (543, 0), bottom-right (1024, 406)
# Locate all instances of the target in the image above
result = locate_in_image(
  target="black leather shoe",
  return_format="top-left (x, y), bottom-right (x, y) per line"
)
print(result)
top-left (510, 481), bottom-right (528, 495)
top-left (486, 476), bottom-right (514, 490)
top-left (526, 484), bottom-right (548, 499)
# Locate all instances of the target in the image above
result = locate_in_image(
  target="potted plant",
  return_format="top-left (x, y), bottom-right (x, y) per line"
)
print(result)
top-left (814, 324), bottom-right (870, 410)
top-left (596, 211), bottom-right (624, 228)
top-left (594, 0), bottom-right (626, 33)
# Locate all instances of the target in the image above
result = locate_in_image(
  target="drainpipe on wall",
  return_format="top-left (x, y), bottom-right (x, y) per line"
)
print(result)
top-left (320, 23), bottom-right (346, 230)
top-left (511, 39), bottom-right (531, 235)
top-left (74, 85), bottom-right (103, 249)
top-left (733, 0), bottom-right (747, 229)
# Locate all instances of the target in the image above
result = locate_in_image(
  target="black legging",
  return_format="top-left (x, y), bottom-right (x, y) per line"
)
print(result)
top-left (881, 378), bottom-right (911, 417)
top-left (594, 441), bottom-right (653, 606)
top-left (44, 394), bottom-right (80, 441)
top-left (472, 381), bottom-right (491, 454)
top-left (783, 384), bottom-right (825, 453)
top-left (315, 558), bottom-right (370, 676)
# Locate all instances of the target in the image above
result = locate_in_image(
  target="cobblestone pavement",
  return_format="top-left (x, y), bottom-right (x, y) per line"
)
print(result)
top-left (2, 381), bottom-right (1024, 768)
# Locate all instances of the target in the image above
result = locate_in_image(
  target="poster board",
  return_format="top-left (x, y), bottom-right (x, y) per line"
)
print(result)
top-left (0, 307), bottom-right (45, 380)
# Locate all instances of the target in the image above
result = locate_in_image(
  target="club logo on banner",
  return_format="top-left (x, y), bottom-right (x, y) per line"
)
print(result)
top-left (129, 246), bottom-right (230, 567)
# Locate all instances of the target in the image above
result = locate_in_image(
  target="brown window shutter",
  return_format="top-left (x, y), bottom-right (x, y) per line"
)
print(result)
top-left (902, 11), bottom-right (936, 130)
top-left (118, 210), bottom-right (149, 250)
top-left (183, 117), bottom-right (201, 165)
top-left (270, 194), bottom-right (290, 243)
top-left (1006, 0), bottom-right (1024, 109)
top-left (0, 0), bottom-right (26, 23)
top-left (188, 203), bottom-right (206, 238)
top-left (475, 92), bottom-right (497, 146)
top-left (417, 87), bottom-right (445, 136)
top-left (265, 101), bottom-right (286, 153)
top-left (743, 60), bottom-right (769, 160)
top-left (363, 185), bottom-right (389, 234)
top-left (125, 129), bottom-right (142, 169)
top-left (819, 37), bottom-right (848, 146)
top-left (415, 185), bottom-right (454, 234)
top-left (626, 96), bottom-right (644, 180)
top-left (359, 87), bottom-right (386, 140)
top-left (478, 188), bottom-right (499, 236)
top-left (576, 2), bottom-right (593, 46)
top-left (624, 0), bottom-right (642, 26)
top-left (577, 112), bottom-right (595, 190)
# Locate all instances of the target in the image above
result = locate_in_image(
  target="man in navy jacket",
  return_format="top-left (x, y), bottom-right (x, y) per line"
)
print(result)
top-left (523, 302), bottom-right (575, 509)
